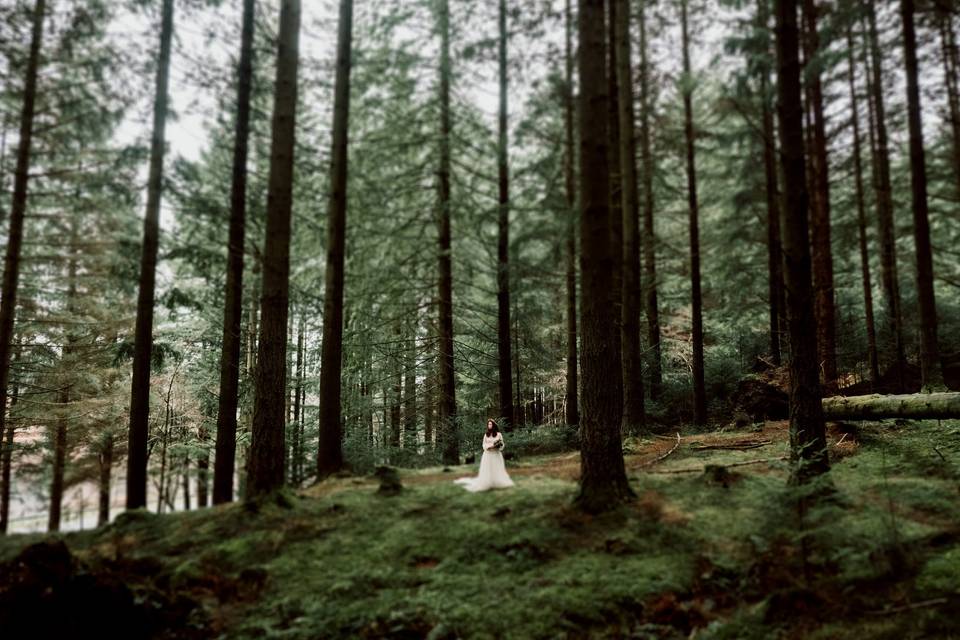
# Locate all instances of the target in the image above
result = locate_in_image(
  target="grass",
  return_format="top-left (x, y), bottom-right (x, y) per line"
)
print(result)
top-left (1, 420), bottom-right (959, 639)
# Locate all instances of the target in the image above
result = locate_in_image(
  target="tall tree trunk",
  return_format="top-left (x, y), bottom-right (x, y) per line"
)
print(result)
top-left (496, 0), bottom-right (515, 429)
top-left (0, 0), bottom-right (46, 528)
top-left (564, 0), bottom-right (580, 426)
top-left (607, 0), bottom-right (624, 425)
top-left (758, 0), bottom-right (783, 366)
top-left (49, 216), bottom-right (79, 532)
top-left (127, 0), bottom-right (175, 510)
top-left (436, 0), bottom-right (458, 465)
top-left (575, 0), bottom-right (633, 513)
top-left (638, 0), bottom-right (663, 399)
top-left (97, 434), bottom-right (113, 526)
top-left (403, 319), bottom-right (417, 447)
top-left (317, 0), bottom-right (353, 478)
top-left (900, 0), bottom-right (944, 390)
top-left (0, 377), bottom-right (16, 533)
top-left (196, 441), bottom-right (208, 508)
top-left (938, 10), bottom-right (960, 199)
top-left (291, 314), bottom-right (304, 482)
top-left (801, 0), bottom-right (837, 389)
top-left (213, 0), bottom-right (255, 505)
top-left (680, 0), bottom-right (707, 425)
top-left (615, 0), bottom-right (645, 432)
top-left (846, 25), bottom-right (881, 387)
top-left (774, 0), bottom-right (830, 483)
top-left (865, 1), bottom-right (907, 390)
top-left (246, 0), bottom-right (301, 499)
top-left (390, 321), bottom-right (402, 450)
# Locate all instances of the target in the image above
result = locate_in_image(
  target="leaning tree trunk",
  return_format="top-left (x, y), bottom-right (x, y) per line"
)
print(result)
top-left (246, 0), bottom-right (301, 500)
top-left (127, 0), bottom-right (175, 510)
top-left (0, 0), bottom-right (46, 533)
top-left (775, 0), bottom-right (830, 484)
top-left (864, 1), bottom-right (907, 391)
top-left (757, 0), bottom-right (783, 366)
top-left (846, 25), bottom-right (881, 387)
top-left (680, 0), bottom-right (707, 425)
top-left (575, 0), bottom-right (633, 513)
top-left (801, 0), bottom-right (837, 390)
top-left (496, 0), bottom-right (515, 429)
top-left (436, 0), bottom-right (459, 465)
top-left (0, 382), bottom-right (16, 533)
top-left (823, 392), bottom-right (960, 420)
top-left (317, 0), bottom-right (353, 478)
top-left (213, 0), bottom-right (255, 505)
top-left (639, 0), bottom-right (663, 399)
top-left (900, 0), bottom-right (944, 390)
top-left (615, 0), bottom-right (645, 432)
top-left (563, 0), bottom-right (580, 427)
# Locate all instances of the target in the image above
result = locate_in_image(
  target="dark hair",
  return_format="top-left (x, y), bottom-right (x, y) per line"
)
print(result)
top-left (486, 419), bottom-right (499, 436)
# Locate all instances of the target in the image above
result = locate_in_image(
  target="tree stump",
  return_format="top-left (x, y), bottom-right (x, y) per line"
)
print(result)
top-left (374, 466), bottom-right (402, 496)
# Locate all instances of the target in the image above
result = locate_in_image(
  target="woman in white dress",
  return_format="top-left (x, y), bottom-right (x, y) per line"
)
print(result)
top-left (454, 419), bottom-right (515, 492)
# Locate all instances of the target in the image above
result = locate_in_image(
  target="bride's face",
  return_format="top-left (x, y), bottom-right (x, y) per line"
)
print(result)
top-left (486, 420), bottom-right (494, 431)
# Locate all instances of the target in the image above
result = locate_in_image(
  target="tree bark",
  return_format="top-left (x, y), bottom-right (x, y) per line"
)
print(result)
top-left (864, 1), bottom-right (907, 390)
top-left (246, 0), bottom-right (301, 500)
top-left (774, 0), bottom-right (830, 483)
top-left (317, 0), bottom-right (353, 478)
top-left (127, 0), bottom-right (175, 510)
top-left (0, 383), bottom-right (15, 533)
top-left (615, 0), bottom-right (645, 432)
top-left (846, 25), bottom-right (880, 387)
top-left (564, 0), bottom-right (580, 427)
top-left (213, 0), bottom-right (255, 506)
top-left (436, 0), bottom-right (458, 465)
top-left (0, 0), bottom-right (46, 527)
top-left (900, 0), bottom-right (944, 390)
top-left (607, 0), bottom-right (624, 425)
top-left (822, 392), bottom-right (960, 420)
top-left (758, 0), bottom-right (783, 366)
top-left (575, 0), bottom-right (633, 513)
top-left (496, 0), bottom-right (515, 429)
top-left (638, 0), bottom-right (663, 400)
top-left (801, 0), bottom-right (837, 389)
top-left (680, 0), bottom-right (707, 425)
top-left (403, 318), bottom-right (417, 447)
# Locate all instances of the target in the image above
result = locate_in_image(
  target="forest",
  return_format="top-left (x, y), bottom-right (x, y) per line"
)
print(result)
top-left (0, 0), bottom-right (959, 637)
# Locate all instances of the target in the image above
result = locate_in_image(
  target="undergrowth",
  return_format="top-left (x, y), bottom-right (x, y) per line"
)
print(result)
top-left (1, 420), bottom-right (958, 639)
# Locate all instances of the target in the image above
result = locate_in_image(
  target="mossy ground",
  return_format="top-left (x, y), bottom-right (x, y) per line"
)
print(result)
top-left (2, 420), bottom-right (959, 639)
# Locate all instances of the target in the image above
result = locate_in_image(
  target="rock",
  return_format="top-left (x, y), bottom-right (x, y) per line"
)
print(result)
top-left (374, 466), bottom-right (403, 496)
top-left (731, 378), bottom-right (788, 422)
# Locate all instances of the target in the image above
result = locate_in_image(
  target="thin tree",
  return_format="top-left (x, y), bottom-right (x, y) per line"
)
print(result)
top-left (496, 0), bottom-right (515, 429)
top-left (563, 0), bottom-right (580, 427)
top-left (864, 0), bottom-right (906, 390)
top-left (246, 0), bottom-right (301, 499)
top-left (317, 0), bottom-right (354, 478)
top-left (213, 0), bottom-right (256, 505)
top-left (846, 24), bottom-right (880, 386)
top-left (615, 0), bottom-right (645, 431)
top-left (900, 0), bottom-right (944, 390)
top-left (774, 0), bottom-right (830, 483)
top-left (757, 0), bottom-right (783, 366)
top-left (937, 8), bottom-right (960, 197)
top-left (575, 0), bottom-right (633, 513)
top-left (638, 0), bottom-right (663, 399)
top-left (0, 0), bottom-right (46, 532)
top-left (680, 0), bottom-right (706, 424)
top-left (801, 0), bottom-right (837, 389)
top-left (126, 0), bottom-right (175, 510)
top-left (437, 0), bottom-right (459, 464)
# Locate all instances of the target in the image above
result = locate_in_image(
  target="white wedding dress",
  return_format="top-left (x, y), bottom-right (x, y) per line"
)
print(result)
top-left (454, 432), bottom-right (515, 492)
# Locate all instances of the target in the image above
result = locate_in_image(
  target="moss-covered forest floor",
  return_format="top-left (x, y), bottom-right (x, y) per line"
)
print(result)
top-left (2, 420), bottom-right (959, 639)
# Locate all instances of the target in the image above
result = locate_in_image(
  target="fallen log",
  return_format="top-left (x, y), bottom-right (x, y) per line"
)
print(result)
top-left (821, 392), bottom-right (960, 420)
